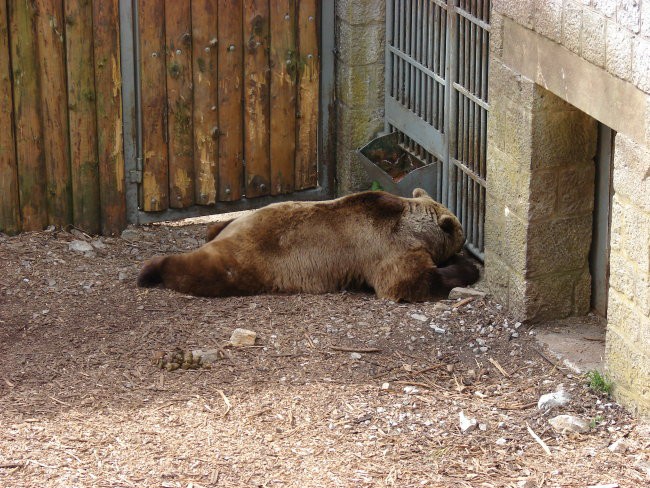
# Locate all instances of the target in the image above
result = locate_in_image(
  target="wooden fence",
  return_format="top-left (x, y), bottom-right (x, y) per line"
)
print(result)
top-left (0, 0), bottom-right (124, 235)
top-left (0, 0), bottom-right (320, 235)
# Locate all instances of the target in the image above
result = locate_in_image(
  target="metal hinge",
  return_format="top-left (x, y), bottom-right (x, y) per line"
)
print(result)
top-left (129, 157), bottom-right (143, 183)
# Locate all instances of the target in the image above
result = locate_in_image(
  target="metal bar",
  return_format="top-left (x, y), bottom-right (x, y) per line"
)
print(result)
top-left (385, 98), bottom-right (446, 159)
top-left (387, 46), bottom-right (446, 90)
top-left (385, 0), bottom-right (394, 132)
top-left (319, 0), bottom-right (335, 195)
top-left (443, 0), bottom-right (456, 209)
top-left (449, 157), bottom-right (486, 185)
top-left (453, 4), bottom-right (490, 32)
top-left (451, 82), bottom-right (488, 111)
top-left (119, 0), bottom-right (140, 225)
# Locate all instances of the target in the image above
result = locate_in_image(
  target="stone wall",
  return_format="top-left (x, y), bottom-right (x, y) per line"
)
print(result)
top-left (606, 135), bottom-right (650, 414)
top-left (489, 0), bottom-right (650, 415)
top-left (334, 0), bottom-right (386, 194)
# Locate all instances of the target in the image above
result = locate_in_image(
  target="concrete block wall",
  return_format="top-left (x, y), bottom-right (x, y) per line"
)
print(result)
top-left (485, 62), bottom-right (597, 321)
top-left (606, 135), bottom-right (650, 414)
top-left (490, 0), bottom-right (650, 415)
top-left (334, 0), bottom-right (386, 194)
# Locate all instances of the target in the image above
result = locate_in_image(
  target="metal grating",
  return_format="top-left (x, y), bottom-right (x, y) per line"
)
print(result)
top-left (385, 0), bottom-right (489, 259)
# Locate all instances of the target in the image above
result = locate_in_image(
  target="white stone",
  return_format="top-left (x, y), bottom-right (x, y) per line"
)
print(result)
top-left (91, 239), bottom-right (107, 249)
top-left (496, 437), bottom-right (507, 445)
top-left (350, 352), bottom-right (362, 360)
top-left (538, 389), bottom-right (570, 410)
top-left (229, 328), bottom-right (257, 347)
top-left (68, 240), bottom-right (94, 253)
top-left (459, 411), bottom-right (478, 433)
top-left (449, 287), bottom-right (486, 299)
top-left (381, 382), bottom-right (390, 390)
top-left (191, 349), bottom-right (221, 364)
top-left (608, 438), bottom-right (628, 453)
top-left (410, 313), bottom-right (429, 322)
top-left (549, 414), bottom-right (590, 434)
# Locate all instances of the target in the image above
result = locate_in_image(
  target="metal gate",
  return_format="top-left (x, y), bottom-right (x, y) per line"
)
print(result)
top-left (119, 0), bottom-right (335, 225)
top-left (385, 0), bottom-right (489, 259)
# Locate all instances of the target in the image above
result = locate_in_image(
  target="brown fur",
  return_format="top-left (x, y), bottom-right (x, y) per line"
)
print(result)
top-left (137, 189), bottom-right (479, 301)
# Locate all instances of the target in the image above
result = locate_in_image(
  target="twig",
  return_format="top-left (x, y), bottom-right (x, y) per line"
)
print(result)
top-left (217, 389), bottom-right (231, 417)
top-left (533, 348), bottom-right (569, 375)
top-left (488, 357), bottom-right (510, 377)
top-left (48, 395), bottom-right (71, 407)
top-left (452, 297), bottom-right (476, 309)
top-left (498, 402), bottom-right (537, 410)
top-left (394, 380), bottom-right (436, 389)
top-left (412, 364), bottom-right (446, 375)
top-left (330, 346), bottom-right (382, 353)
top-left (526, 422), bottom-right (551, 455)
top-left (0, 463), bottom-right (23, 469)
top-left (582, 336), bottom-right (605, 342)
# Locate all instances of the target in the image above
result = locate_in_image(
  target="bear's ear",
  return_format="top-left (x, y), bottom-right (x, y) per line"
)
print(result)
top-left (412, 188), bottom-right (431, 199)
top-left (438, 214), bottom-right (457, 234)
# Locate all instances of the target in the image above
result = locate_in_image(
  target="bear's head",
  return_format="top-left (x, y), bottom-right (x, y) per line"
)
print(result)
top-left (410, 188), bottom-right (466, 262)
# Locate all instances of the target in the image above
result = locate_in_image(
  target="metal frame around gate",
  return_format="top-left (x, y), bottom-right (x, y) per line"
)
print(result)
top-left (118, 0), bottom-right (335, 226)
top-left (385, 0), bottom-right (489, 260)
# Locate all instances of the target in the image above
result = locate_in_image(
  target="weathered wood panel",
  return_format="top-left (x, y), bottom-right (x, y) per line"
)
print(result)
top-left (9, 0), bottom-right (47, 231)
top-left (191, 0), bottom-right (219, 205)
top-left (138, 0), bottom-right (169, 211)
top-left (65, 0), bottom-right (101, 234)
top-left (0, 0), bottom-right (20, 234)
top-left (165, 0), bottom-right (194, 208)
top-left (217, 0), bottom-right (243, 201)
top-left (243, 0), bottom-right (270, 198)
top-left (35, 0), bottom-right (72, 227)
top-left (295, 0), bottom-right (319, 190)
top-left (93, 0), bottom-right (126, 234)
top-left (269, 0), bottom-right (297, 195)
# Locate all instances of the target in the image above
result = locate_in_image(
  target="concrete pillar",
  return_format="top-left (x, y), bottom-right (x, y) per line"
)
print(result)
top-left (484, 59), bottom-right (597, 322)
top-left (334, 0), bottom-right (386, 194)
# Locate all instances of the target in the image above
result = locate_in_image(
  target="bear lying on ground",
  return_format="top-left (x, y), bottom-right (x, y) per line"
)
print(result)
top-left (137, 188), bottom-right (479, 301)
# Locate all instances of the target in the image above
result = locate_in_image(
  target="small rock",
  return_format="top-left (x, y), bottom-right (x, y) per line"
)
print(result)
top-left (459, 411), bottom-right (477, 433)
top-left (549, 414), bottom-right (590, 434)
top-left (607, 438), bottom-right (628, 453)
top-left (496, 437), bottom-right (507, 446)
top-left (430, 325), bottom-right (446, 334)
top-left (403, 386), bottom-right (419, 394)
top-left (479, 423), bottom-right (487, 431)
top-left (118, 271), bottom-right (129, 282)
top-left (91, 239), bottom-right (107, 249)
top-left (510, 332), bottom-right (519, 338)
top-left (381, 382), bottom-right (390, 390)
top-left (479, 347), bottom-right (489, 353)
top-left (191, 349), bottom-right (221, 365)
top-left (410, 313), bottom-right (428, 322)
top-left (449, 287), bottom-right (486, 300)
top-left (538, 389), bottom-right (570, 410)
top-left (121, 228), bottom-right (139, 241)
top-left (229, 328), bottom-right (257, 347)
top-left (69, 240), bottom-right (94, 253)
top-left (350, 352), bottom-right (362, 360)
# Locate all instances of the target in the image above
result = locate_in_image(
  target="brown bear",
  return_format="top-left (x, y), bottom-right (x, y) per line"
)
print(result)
top-left (137, 188), bottom-right (479, 301)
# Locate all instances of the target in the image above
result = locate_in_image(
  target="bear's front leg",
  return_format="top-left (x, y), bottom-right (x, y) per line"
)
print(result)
top-left (371, 249), bottom-right (479, 302)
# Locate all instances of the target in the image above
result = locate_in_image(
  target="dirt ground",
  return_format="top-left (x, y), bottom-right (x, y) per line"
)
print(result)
top-left (1, 217), bottom-right (649, 488)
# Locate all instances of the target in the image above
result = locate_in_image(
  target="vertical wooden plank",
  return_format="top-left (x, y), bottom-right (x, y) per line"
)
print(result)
top-left (165, 0), bottom-right (194, 208)
top-left (0, 0), bottom-right (20, 234)
top-left (191, 0), bottom-right (218, 205)
top-left (243, 0), bottom-right (270, 198)
top-left (217, 0), bottom-right (243, 201)
top-left (65, 0), bottom-right (100, 234)
top-left (269, 0), bottom-right (296, 195)
top-left (295, 0), bottom-right (319, 190)
top-left (9, 0), bottom-right (47, 230)
top-left (138, 0), bottom-right (168, 211)
top-left (93, 0), bottom-right (126, 234)
top-left (35, 0), bottom-right (72, 228)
